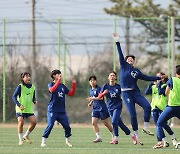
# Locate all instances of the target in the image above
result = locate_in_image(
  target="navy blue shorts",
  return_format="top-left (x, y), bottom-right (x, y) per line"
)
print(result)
top-left (16, 113), bottom-right (35, 119)
top-left (92, 110), bottom-right (110, 120)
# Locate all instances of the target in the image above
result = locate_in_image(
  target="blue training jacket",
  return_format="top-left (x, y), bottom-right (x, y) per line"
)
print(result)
top-left (116, 42), bottom-right (161, 92)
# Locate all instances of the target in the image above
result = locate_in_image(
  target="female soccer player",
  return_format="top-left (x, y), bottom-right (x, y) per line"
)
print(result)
top-left (155, 65), bottom-right (180, 149)
top-left (145, 72), bottom-right (177, 148)
top-left (112, 33), bottom-right (164, 144)
top-left (87, 75), bottom-right (113, 143)
top-left (41, 69), bottom-right (76, 147)
top-left (97, 71), bottom-right (137, 145)
top-left (12, 72), bottom-right (37, 145)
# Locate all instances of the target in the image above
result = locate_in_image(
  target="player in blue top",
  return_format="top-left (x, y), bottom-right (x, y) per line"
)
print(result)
top-left (87, 75), bottom-right (113, 143)
top-left (41, 69), bottom-right (76, 147)
top-left (12, 72), bottom-right (37, 145)
top-left (112, 33), bottom-right (165, 144)
top-left (155, 65), bottom-right (180, 149)
top-left (145, 72), bottom-right (177, 149)
top-left (97, 71), bottom-right (137, 145)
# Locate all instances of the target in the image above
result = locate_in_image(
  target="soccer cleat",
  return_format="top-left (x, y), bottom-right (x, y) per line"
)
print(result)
top-left (153, 142), bottom-right (163, 149)
top-left (163, 141), bottom-right (169, 147)
top-left (142, 129), bottom-right (154, 136)
top-left (137, 139), bottom-right (144, 146)
top-left (23, 135), bottom-right (32, 144)
top-left (18, 140), bottom-right (23, 146)
top-left (139, 141), bottom-right (144, 146)
top-left (41, 142), bottom-right (47, 147)
top-left (172, 138), bottom-right (178, 146)
top-left (93, 138), bottom-right (102, 143)
top-left (131, 134), bottom-right (137, 145)
top-left (66, 141), bottom-right (73, 147)
top-left (110, 139), bottom-right (118, 144)
top-left (175, 142), bottom-right (180, 149)
top-left (136, 137), bottom-right (143, 146)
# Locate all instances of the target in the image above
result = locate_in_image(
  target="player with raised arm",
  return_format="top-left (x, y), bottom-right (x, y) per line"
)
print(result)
top-left (41, 69), bottom-right (76, 147)
top-left (112, 33), bottom-right (165, 144)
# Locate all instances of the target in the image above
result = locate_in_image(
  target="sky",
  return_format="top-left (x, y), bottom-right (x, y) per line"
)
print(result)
top-left (0, 0), bottom-right (171, 19)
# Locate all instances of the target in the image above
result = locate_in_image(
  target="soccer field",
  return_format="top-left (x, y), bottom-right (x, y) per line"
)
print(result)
top-left (0, 124), bottom-right (180, 154)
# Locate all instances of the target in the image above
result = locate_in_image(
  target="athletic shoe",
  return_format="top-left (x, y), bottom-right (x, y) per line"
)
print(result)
top-left (163, 141), bottom-right (169, 147)
top-left (18, 140), bottom-right (23, 146)
top-left (153, 142), bottom-right (163, 149)
top-left (66, 141), bottom-right (73, 147)
top-left (93, 138), bottom-right (102, 143)
top-left (175, 142), bottom-right (180, 149)
top-left (131, 134), bottom-right (137, 145)
top-left (142, 129), bottom-right (154, 136)
top-left (172, 138), bottom-right (178, 146)
top-left (110, 139), bottom-right (118, 144)
top-left (139, 141), bottom-right (144, 146)
top-left (138, 139), bottom-right (144, 146)
top-left (41, 142), bottom-right (47, 147)
top-left (136, 137), bottom-right (144, 146)
top-left (23, 135), bottom-right (32, 144)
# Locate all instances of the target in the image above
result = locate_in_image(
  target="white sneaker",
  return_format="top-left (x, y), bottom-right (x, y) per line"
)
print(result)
top-left (175, 142), bottom-right (180, 149)
top-left (93, 138), bottom-right (102, 143)
top-left (172, 138), bottom-right (178, 146)
top-left (18, 140), bottom-right (23, 146)
top-left (41, 142), bottom-right (47, 147)
top-left (66, 141), bottom-right (73, 147)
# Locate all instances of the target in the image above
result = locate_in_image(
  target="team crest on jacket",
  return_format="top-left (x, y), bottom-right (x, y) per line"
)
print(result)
top-left (110, 92), bottom-right (116, 98)
top-left (131, 71), bottom-right (138, 78)
top-left (58, 92), bottom-right (63, 97)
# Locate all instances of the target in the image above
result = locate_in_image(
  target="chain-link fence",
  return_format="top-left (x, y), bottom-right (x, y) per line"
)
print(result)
top-left (0, 17), bottom-right (180, 124)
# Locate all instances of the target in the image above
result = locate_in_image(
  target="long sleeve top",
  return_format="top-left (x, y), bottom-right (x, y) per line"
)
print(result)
top-left (116, 42), bottom-right (161, 92)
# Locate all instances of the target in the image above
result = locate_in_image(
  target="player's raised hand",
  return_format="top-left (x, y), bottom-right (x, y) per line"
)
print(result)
top-left (113, 33), bottom-right (120, 42)
top-left (57, 74), bottom-right (62, 82)
top-left (71, 77), bottom-right (76, 83)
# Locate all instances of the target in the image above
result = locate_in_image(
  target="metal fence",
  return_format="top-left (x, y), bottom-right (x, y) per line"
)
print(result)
top-left (0, 17), bottom-right (180, 124)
